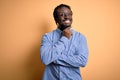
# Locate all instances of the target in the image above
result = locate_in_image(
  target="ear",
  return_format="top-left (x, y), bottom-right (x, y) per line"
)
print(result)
top-left (56, 23), bottom-right (59, 26)
top-left (56, 18), bottom-right (59, 25)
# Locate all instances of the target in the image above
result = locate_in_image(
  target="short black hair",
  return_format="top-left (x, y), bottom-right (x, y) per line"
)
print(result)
top-left (53, 4), bottom-right (72, 24)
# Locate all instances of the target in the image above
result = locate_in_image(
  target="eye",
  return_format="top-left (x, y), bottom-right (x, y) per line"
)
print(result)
top-left (58, 12), bottom-right (72, 17)
top-left (59, 13), bottom-right (64, 17)
top-left (68, 13), bottom-right (72, 16)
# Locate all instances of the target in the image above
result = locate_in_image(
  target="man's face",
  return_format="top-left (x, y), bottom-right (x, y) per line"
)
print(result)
top-left (56, 7), bottom-right (73, 28)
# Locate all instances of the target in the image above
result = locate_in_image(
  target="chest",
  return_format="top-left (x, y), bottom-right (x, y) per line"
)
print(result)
top-left (52, 33), bottom-right (80, 55)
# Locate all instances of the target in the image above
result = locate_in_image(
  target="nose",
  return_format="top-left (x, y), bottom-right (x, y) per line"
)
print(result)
top-left (64, 13), bottom-right (70, 19)
top-left (64, 13), bottom-right (72, 20)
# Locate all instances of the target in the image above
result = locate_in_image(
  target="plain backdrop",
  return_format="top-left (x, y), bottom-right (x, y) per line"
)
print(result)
top-left (0, 0), bottom-right (120, 80)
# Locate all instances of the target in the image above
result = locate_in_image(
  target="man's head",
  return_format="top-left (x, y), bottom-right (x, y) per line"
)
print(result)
top-left (53, 4), bottom-right (73, 31)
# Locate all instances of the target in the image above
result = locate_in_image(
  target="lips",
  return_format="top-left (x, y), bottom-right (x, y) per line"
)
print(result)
top-left (63, 19), bottom-right (71, 24)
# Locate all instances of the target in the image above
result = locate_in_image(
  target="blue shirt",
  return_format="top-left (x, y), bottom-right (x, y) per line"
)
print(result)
top-left (40, 28), bottom-right (88, 80)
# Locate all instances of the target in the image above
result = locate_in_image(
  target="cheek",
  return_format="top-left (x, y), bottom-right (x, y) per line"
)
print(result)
top-left (60, 18), bottom-right (64, 21)
top-left (58, 18), bottom-right (64, 23)
top-left (58, 16), bottom-right (64, 20)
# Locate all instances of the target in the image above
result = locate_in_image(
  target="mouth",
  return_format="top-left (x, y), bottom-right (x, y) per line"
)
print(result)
top-left (63, 19), bottom-right (71, 24)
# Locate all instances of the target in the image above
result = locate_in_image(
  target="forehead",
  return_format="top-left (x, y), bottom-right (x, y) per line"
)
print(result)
top-left (57, 7), bottom-right (72, 13)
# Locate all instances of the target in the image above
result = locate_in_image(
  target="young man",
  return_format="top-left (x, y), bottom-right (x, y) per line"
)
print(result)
top-left (40, 4), bottom-right (89, 80)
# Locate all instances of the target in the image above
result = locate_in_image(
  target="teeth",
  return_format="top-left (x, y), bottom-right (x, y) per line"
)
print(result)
top-left (64, 20), bottom-right (70, 23)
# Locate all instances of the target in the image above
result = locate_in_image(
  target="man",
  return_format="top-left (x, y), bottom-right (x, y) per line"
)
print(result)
top-left (40, 4), bottom-right (88, 80)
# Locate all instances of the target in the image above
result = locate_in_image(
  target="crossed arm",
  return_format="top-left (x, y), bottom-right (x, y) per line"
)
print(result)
top-left (40, 33), bottom-right (88, 68)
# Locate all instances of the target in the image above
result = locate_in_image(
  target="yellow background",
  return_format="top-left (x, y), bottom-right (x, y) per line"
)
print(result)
top-left (0, 0), bottom-right (120, 80)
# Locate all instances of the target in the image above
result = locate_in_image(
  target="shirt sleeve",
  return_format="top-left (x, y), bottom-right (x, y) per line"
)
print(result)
top-left (53, 34), bottom-right (89, 67)
top-left (40, 34), bottom-right (69, 65)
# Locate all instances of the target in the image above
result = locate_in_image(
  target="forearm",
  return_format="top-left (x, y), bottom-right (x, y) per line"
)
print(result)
top-left (40, 35), bottom-right (69, 65)
top-left (54, 50), bottom-right (88, 67)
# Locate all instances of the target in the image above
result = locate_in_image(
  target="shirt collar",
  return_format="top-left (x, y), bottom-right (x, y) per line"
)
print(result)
top-left (56, 28), bottom-right (62, 34)
top-left (56, 28), bottom-right (74, 34)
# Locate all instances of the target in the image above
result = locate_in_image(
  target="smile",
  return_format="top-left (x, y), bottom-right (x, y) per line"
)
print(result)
top-left (64, 19), bottom-right (71, 24)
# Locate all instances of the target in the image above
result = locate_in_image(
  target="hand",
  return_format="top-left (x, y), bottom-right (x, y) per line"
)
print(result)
top-left (62, 27), bottom-right (72, 39)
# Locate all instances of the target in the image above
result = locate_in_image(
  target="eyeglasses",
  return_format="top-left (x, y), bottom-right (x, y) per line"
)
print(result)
top-left (58, 12), bottom-right (73, 17)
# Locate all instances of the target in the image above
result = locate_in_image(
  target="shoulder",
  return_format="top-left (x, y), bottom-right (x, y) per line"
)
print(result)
top-left (43, 29), bottom-right (56, 36)
top-left (71, 29), bottom-right (87, 43)
top-left (72, 29), bottom-right (86, 38)
top-left (41, 29), bottom-right (57, 40)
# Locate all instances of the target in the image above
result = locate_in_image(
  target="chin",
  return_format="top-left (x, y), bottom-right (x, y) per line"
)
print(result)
top-left (66, 24), bottom-right (71, 27)
top-left (63, 23), bottom-right (70, 26)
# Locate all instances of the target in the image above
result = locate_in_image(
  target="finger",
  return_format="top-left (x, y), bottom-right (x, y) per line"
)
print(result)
top-left (63, 27), bottom-right (71, 31)
top-left (66, 27), bottom-right (71, 30)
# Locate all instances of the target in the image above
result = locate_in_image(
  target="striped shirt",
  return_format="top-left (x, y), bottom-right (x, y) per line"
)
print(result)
top-left (40, 28), bottom-right (88, 80)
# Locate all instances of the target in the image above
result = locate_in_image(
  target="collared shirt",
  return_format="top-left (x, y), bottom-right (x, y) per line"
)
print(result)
top-left (40, 28), bottom-right (88, 80)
